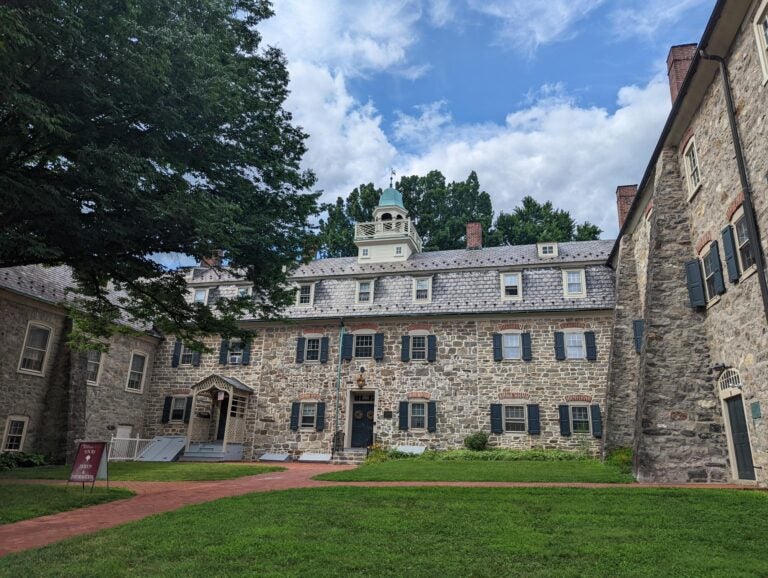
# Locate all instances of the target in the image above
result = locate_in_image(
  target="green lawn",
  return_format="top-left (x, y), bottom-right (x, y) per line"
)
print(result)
top-left (0, 484), bottom-right (133, 525)
top-left (315, 459), bottom-right (634, 483)
top-left (1, 487), bottom-right (766, 577)
top-left (0, 462), bottom-right (284, 482)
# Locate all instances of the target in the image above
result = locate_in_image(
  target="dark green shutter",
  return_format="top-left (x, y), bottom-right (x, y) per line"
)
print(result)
top-left (554, 332), bottom-right (566, 361)
top-left (709, 240), bottom-right (726, 295)
top-left (218, 339), bottom-right (229, 365)
top-left (398, 401), bottom-right (409, 431)
top-left (490, 404), bottom-right (503, 434)
top-left (492, 333), bottom-right (503, 362)
top-left (171, 341), bottom-right (182, 367)
top-left (685, 259), bottom-right (706, 308)
top-left (290, 402), bottom-right (301, 431)
top-left (522, 332), bottom-right (533, 362)
top-left (161, 397), bottom-right (172, 423)
top-left (527, 404), bottom-right (541, 435)
top-left (184, 397), bottom-right (194, 424)
top-left (342, 334), bottom-right (353, 361)
top-left (241, 339), bottom-right (251, 365)
top-left (316, 402), bottom-right (326, 432)
top-left (722, 225), bottom-right (741, 283)
top-left (374, 333), bottom-right (385, 361)
top-left (427, 335), bottom-right (437, 362)
top-left (192, 351), bottom-right (201, 367)
top-left (558, 405), bottom-right (571, 436)
top-left (585, 331), bottom-right (597, 361)
top-left (295, 337), bottom-right (306, 364)
top-left (320, 337), bottom-right (329, 364)
top-left (401, 335), bottom-right (410, 362)
top-left (632, 320), bottom-right (644, 353)
top-left (590, 405), bottom-right (603, 438)
top-left (427, 401), bottom-right (437, 432)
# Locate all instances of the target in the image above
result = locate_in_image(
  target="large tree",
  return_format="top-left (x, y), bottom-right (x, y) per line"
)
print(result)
top-left (0, 0), bottom-right (318, 347)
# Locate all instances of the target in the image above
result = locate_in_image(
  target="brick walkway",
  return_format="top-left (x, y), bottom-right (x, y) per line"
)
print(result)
top-left (0, 463), bottom-right (760, 557)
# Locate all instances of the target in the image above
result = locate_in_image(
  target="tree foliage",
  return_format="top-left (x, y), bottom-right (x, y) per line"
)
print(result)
top-left (0, 0), bottom-right (318, 347)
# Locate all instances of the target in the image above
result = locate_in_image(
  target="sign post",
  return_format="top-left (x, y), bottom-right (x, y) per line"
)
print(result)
top-left (68, 441), bottom-right (109, 491)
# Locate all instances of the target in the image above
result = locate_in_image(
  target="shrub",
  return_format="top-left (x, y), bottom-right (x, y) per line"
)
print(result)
top-left (605, 447), bottom-right (633, 473)
top-left (419, 449), bottom-right (590, 462)
top-left (364, 444), bottom-right (418, 464)
top-left (0, 452), bottom-right (47, 471)
top-left (463, 432), bottom-right (489, 451)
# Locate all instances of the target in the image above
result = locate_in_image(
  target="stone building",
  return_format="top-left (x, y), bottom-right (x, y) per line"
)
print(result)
top-left (605, 0), bottom-right (768, 486)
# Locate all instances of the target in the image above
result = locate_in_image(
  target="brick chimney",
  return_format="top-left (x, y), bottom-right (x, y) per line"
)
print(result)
top-left (666, 44), bottom-right (697, 104)
top-left (466, 222), bottom-right (483, 250)
top-left (616, 185), bottom-right (638, 229)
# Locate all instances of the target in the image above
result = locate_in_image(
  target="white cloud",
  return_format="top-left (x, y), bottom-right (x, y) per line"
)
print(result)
top-left (427, 0), bottom-right (456, 27)
top-left (610, 0), bottom-right (710, 40)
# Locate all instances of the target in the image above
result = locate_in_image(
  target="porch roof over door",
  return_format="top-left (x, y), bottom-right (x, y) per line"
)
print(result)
top-left (190, 374), bottom-right (254, 395)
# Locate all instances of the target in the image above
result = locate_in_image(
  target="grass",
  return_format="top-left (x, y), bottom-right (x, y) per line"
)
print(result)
top-left (1, 487), bottom-right (766, 577)
top-left (315, 459), bottom-right (635, 483)
top-left (0, 462), bottom-right (285, 482)
top-left (0, 484), bottom-right (133, 525)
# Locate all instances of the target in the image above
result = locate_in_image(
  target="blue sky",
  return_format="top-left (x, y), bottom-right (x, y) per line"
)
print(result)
top-left (256, 0), bottom-right (716, 240)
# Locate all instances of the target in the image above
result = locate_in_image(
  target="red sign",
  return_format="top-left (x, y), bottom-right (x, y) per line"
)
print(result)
top-left (69, 442), bottom-right (107, 483)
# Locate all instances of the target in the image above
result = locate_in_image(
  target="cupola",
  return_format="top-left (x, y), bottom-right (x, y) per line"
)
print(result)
top-left (354, 187), bottom-right (422, 263)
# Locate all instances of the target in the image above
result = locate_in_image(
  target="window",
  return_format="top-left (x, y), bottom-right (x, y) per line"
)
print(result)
top-left (237, 286), bottom-right (251, 298)
top-left (537, 242), bottom-right (558, 258)
top-left (733, 210), bottom-right (756, 273)
top-left (356, 280), bottom-right (373, 304)
top-left (354, 334), bottom-right (373, 358)
top-left (86, 350), bottom-right (102, 384)
top-left (565, 332), bottom-right (585, 359)
top-left (361, 248), bottom-right (369, 257)
top-left (300, 403), bottom-right (316, 429)
top-left (701, 245), bottom-right (718, 301)
top-left (228, 339), bottom-right (244, 365)
top-left (413, 277), bottom-right (432, 302)
top-left (296, 284), bottom-right (314, 306)
top-left (411, 335), bottom-right (427, 360)
top-left (504, 406), bottom-right (526, 432)
top-left (562, 269), bottom-right (586, 298)
top-left (179, 344), bottom-right (195, 366)
top-left (410, 402), bottom-right (426, 429)
top-left (500, 273), bottom-right (522, 301)
top-left (395, 246), bottom-right (403, 256)
top-left (305, 338), bottom-right (320, 362)
top-left (170, 397), bottom-right (187, 422)
top-left (502, 333), bottom-right (521, 360)
top-left (18, 322), bottom-right (52, 374)
top-left (570, 406), bottom-right (591, 434)
top-left (683, 138), bottom-right (701, 198)
top-left (754, 0), bottom-right (768, 82)
top-left (2, 416), bottom-right (28, 452)
top-left (542, 245), bottom-right (554, 255)
top-left (126, 352), bottom-right (147, 392)
top-left (193, 288), bottom-right (208, 304)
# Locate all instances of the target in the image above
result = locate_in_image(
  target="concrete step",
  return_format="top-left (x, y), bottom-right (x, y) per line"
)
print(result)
top-left (331, 449), bottom-right (368, 465)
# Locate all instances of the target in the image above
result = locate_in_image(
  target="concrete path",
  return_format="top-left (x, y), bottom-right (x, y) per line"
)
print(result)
top-left (0, 463), bottom-right (760, 557)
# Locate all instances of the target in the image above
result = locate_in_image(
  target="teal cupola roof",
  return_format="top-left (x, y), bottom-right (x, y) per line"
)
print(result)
top-left (378, 187), bottom-right (404, 209)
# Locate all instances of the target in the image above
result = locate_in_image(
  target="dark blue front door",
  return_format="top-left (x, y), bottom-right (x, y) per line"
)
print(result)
top-left (350, 403), bottom-right (374, 448)
top-left (726, 395), bottom-right (755, 480)
top-left (216, 397), bottom-right (229, 441)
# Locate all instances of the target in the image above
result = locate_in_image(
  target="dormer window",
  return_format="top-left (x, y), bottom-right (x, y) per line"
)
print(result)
top-left (296, 283), bottom-right (315, 307)
top-left (500, 272), bottom-right (522, 301)
top-left (413, 277), bottom-right (433, 303)
top-left (537, 243), bottom-right (559, 258)
top-left (562, 269), bottom-right (586, 298)
top-left (356, 280), bottom-right (374, 304)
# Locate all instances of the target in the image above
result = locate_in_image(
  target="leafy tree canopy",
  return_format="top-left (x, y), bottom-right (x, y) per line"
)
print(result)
top-left (0, 0), bottom-right (318, 348)
top-left (492, 197), bottom-right (602, 246)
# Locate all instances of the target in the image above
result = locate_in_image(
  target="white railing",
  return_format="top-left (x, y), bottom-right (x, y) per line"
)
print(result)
top-left (108, 436), bottom-right (153, 461)
top-left (354, 219), bottom-right (423, 252)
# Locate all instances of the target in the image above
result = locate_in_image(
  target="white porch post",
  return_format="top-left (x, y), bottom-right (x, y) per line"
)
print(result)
top-left (185, 391), bottom-right (198, 451)
top-left (222, 386), bottom-right (232, 453)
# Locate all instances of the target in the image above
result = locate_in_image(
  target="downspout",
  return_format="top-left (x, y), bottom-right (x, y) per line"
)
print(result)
top-left (332, 319), bottom-right (345, 459)
top-left (700, 51), bottom-right (768, 324)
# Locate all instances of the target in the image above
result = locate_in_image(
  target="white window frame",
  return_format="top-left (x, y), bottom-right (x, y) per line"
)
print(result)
top-left (562, 269), bottom-right (586, 298)
top-left (754, 0), bottom-right (768, 85)
top-left (304, 335), bottom-right (322, 363)
top-left (570, 405), bottom-right (592, 435)
top-left (300, 402), bottom-right (317, 429)
top-left (409, 401), bottom-right (427, 431)
top-left (178, 343), bottom-right (195, 366)
top-left (412, 277), bottom-right (433, 303)
top-left (501, 331), bottom-right (522, 360)
top-left (2, 415), bottom-right (29, 452)
top-left (85, 350), bottom-right (103, 385)
top-left (410, 334), bottom-right (428, 361)
top-left (732, 207), bottom-right (757, 276)
top-left (699, 242), bottom-right (721, 306)
top-left (125, 351), bottom-right (147, 393)
top-left (564, 331), bottom-right (586, 360)
top-left (192, 288), bottom-right (208, 304)
top-left (295, 283), bottom-right (316, 307)
top-left (353, 332), bottom-right (374, 359)
top-left (683, 138), bottom-right (702, 199)
top-left (355, 279), bottom-right (375, 304)
top-left (537, 243), bottom-right (558, 258)
top-left (503, 405), bottom-right (527, 433)
top-left (394, 245), bottom-right (403, 256)
top-left (236, 286), bottom-right (252, 298)
top-left (360, 247), bottom-right (370, 259)
top-left (500, 272), bottom-right (523, 301)
top-left (228, 339), bottom-right (245, 365)
top-left (17, 321), bottom-right (54, 376)
top-left (170, 396), bottom-right (188, 423)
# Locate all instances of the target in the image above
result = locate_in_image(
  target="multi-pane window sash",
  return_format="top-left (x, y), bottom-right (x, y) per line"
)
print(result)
top-left (354, 335), bottom-right (373, 358)
top-left (502, 334), bottom-right (521, 359)
top-left (411, 336), bottom-right (427, 360)
top-left (410, 403), bottom-right (426, 429)
top-left (4, 420), bottom-right (26, 451)
top-left (503, 273), bottom-right (520, 298)
top-left (86, 351), bottom-right (101, 383)
top-left (20, 325), bottom-right (50, 372)
top-left (305, 338), bottom-right (320, 362)
top-left (702, 248), bottom-right (717, 300)
top-left (566, 333), bottom-right (585, 359)
top-left (301, 403), bottom-right (316, 428)
top-left (171, 397), bottom-right (186, 421)
top-left (685, 143), bottom-right (700, 191)
top-left (127, 354), bottom-right (146, 391)
top-left (358, 282), bottom-right (372, 303)
top-left (228, 340), bottom-right (244, 365)
top-left (763, 15), bottom-right (768, 46)
top-left (542, 245), bottom-right (554, 255)
top-left (566, 271), bottom-right (583, 294)
top-left (504, 406), bottom-right (526, 432)
top-left (298, 285), bottom-right (312, 305)
top-left (734, 214), bottom-right (756, 271)
top-left (180, 345), bottom-right (194, 366)
top-left (415, 279), bottom-right (430, 301)
top-left (571, 406), bottom-right (590, 433)
top-left (193, 289), bottom-right (207, 303)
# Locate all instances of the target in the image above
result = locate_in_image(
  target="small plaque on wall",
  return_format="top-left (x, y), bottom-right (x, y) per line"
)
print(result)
top-left (383, 410), bottom-right (393, 419)
top-left (751, 401), bottom-right (762, 420)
